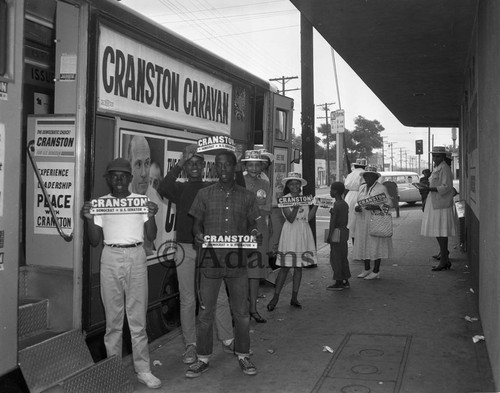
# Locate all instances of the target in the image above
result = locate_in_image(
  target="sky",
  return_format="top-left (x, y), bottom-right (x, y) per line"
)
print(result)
top-left (119, 0), bottom-right (455, 167)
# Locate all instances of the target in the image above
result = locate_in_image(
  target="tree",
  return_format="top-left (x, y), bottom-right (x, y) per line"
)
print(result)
top-left (348, 116), bottom-right (384, 160)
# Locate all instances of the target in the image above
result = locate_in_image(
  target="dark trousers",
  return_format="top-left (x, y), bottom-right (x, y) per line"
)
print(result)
top-left (329, 228), bottom-right (350, 281)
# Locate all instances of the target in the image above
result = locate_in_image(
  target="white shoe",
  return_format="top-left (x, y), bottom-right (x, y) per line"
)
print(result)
top-left (357, 270), bottom-right (371, 278)
top-left (137, 372), bottom-right (162, 389)
top-left (364, 272), bottom-right (380, 280)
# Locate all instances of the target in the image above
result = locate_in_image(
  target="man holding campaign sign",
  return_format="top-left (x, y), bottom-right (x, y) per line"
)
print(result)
top-left (158, 143), bottom-right (236, 367)
top-left (187, 150), bottom-right (261, 378)
top-left (353, 166), bottom-right (393, 281)
top-left (81, 157), bottom-right (162, 389)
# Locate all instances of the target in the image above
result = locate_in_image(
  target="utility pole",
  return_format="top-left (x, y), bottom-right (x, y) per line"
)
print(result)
top-left (269, 76), bottom-right (300, 95)
top-left (317, 102), bottom-right (335, 185)
top-left (388, 142), bottom-right (397, 170)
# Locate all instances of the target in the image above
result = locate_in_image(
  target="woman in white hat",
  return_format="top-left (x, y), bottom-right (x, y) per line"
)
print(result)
top-left (419, 146), bottom-right (457, 270)
top-left (344, 158), bottom-right (367, 244)
top-left (241, 150), bottom-right (272, 323)
top-left (353, 167), bottom-right (393, 280)
top-left (267, 172), bottom-right (318, 311)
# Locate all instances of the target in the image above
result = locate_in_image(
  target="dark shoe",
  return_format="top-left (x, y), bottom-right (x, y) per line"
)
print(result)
top-left (432, 251), bottom-right (449, 260)
top-left (250, 312), bottom-right (267, 323)
top-left (432, 262), bottom-right (451, 271)
top-left (185, 360), bottom-right (209, 378)
top-left (290, 300), bottom-right (302, 309)
top-left (239, 357), bottom-right (257, 376)
top-left (182, 344), bottom-right (197, 364)
top-left (327, 282), bottom-right (344, 291)
top-left (267, 298), bottom-right (278, 312)
top-left (343, 280), bottom-right (350, 289)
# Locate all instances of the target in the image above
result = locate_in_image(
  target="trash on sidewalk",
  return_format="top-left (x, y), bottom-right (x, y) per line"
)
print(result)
top-left (267, 349), bottom-right (275, 354)
top-left (322, 346), bottom-right (334, 353)
top-left (465, 315), bottom-right (479, 322)
top-left (469, 288), bottom-right (475, 293)
top-left (153, 360), bottom-right (162, 366)
top-left (472, 335), bottom-right (485, 343)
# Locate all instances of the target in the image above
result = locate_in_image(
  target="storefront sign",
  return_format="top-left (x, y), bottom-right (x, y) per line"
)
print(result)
top-left (98, 26), bottom-right (232, 134)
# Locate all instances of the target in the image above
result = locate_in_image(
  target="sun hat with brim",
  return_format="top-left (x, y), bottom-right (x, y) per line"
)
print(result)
top-left (282, 172), bottom-right (307, 187)
top-left (258, 149), bottom-right (275, 163)
top-left (241, 150), bottom-right (266, 162)
top-left (431, 146), bottom-right (448, 155)
top-left (105, 157), bottom-right (132, 175)
top-left (360, 166), bottom-right (381, 179)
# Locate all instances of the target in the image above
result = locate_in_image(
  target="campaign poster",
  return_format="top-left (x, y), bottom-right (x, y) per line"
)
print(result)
top-left (34, 117), bottom-right (76, 157)
top-left (33, 162), bottom-right (75, 235)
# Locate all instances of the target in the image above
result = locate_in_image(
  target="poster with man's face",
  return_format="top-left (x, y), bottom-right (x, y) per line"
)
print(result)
top-left (118, 129), bottom-right (218, 262)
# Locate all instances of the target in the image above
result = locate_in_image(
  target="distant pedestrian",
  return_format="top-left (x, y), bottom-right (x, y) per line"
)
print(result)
top-left (267, 172), bottom-right (318, 311)
top-left (419, 169), bottom-right (431, 211)
top-left (344, 158), bottom-right (367, 244)
top-left (353, 166), bottom-right (393, 280)
top-left (326, 182), bottom-right (351, 291)
top-left (420, 146), bottom-right (457, 271)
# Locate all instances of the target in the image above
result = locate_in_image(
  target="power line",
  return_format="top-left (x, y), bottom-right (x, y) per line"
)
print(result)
top-left (269, 75), bottom-right (299, 95)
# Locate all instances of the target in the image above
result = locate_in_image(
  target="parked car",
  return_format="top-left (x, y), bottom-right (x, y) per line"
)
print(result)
top-left (378, 171), bottom-right (421, 204)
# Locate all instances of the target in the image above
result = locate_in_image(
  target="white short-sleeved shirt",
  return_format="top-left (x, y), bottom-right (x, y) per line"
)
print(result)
top-left (93, 193), bottom-right (149, 245)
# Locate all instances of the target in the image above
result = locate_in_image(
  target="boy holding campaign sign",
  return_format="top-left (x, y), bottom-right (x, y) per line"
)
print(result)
top-left (81, 157), bottom-right (162, 389)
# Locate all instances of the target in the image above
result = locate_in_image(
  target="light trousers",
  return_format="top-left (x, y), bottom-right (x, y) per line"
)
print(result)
top-left (100, 245), bottom-right (150, 373)
top-left (177, 243), bottom-right (233, 347)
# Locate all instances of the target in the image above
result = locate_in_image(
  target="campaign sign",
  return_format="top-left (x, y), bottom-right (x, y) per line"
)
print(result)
top-left (90, 196), bottom-right (149, 215)
top-left (314, 197), bottom-right (334, 208)
top-left (278, 195), bottom-right (314, 208)
top-left (197, 135), bottom-right (235, 152)
top-left (357, 193), bottom-right (388, 208)
top-left (202, 235), bottom-right (257, 249)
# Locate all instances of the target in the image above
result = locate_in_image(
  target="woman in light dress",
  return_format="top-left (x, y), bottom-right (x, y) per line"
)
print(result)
top-left (267, 172), bottom-right (318, 311)
top-left (420, 146), bottom-right (457, 271)
top-left (344, 159), bottom-right (367, 244)
top-left (353, 167), bottom-right (393, 280)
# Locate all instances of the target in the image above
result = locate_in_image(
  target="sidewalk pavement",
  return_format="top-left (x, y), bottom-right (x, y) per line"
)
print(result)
top-left (125, 206), bottom-right (495, 393)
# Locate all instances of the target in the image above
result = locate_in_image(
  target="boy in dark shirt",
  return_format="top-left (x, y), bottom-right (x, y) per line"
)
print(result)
top-left (158, 145), bottom-right (234, 365)
top-left (326, 182), bottom-right (351, 291)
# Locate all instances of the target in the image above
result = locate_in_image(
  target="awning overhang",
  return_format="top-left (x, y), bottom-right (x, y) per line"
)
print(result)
top-left (290, 0), bottom-right (477, 127)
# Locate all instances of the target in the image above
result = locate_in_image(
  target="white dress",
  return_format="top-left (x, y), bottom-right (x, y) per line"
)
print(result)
top-left (276, 194), bottom-right (317, 267)
top-left (352, 182), bottom-right (393, 260)
top-left (344, 168), bottom-right (365, 233)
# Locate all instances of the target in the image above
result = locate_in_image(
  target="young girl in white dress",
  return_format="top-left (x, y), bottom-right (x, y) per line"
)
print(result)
top-left (267, 173), bottom-right (318, 311)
